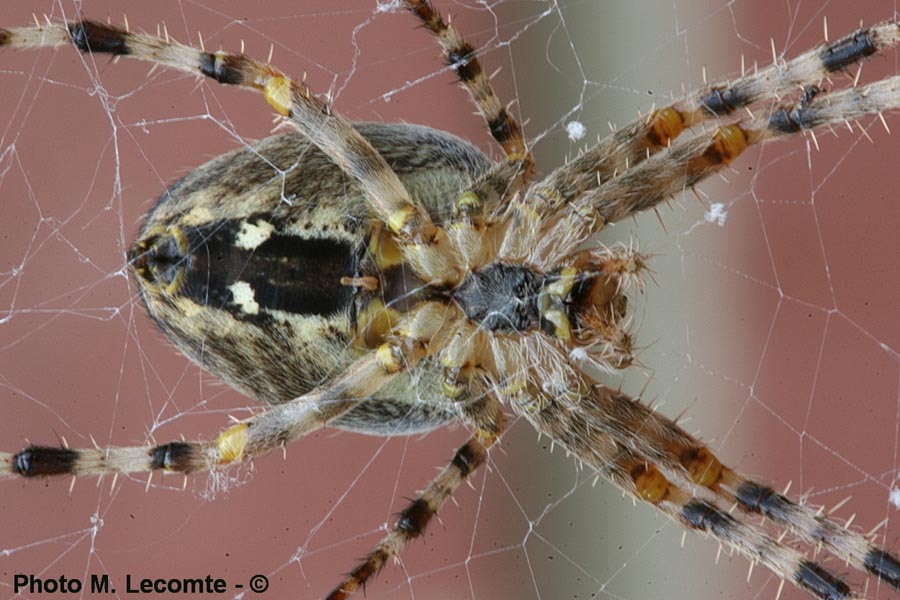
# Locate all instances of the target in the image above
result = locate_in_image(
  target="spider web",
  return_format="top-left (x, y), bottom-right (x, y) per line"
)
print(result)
top-left (2, 1), bottom-right (899, 599)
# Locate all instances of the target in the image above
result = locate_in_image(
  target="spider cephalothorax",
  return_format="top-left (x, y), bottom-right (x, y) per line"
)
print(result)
top-left (3, 3), bottom-right (900, 599)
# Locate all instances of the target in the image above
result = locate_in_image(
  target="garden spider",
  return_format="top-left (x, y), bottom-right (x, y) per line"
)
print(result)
top-left (7, 1), bottom-right (895, 594)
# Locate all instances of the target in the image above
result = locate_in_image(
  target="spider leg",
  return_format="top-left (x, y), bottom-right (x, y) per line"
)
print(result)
top-left (403, 0), bottom-right (529, 165)
top-left (594, 387), bottom-right (900, 594)
top-left (326, 393), bottom-right (503, 600)
top-left (403, 0), bottom-right (533, 220)
top-left (1, 351), bottom-right (403, 478)
top-left (0, 21), bottom-right (461, 283)
top-left (1, 297), bottom-right (463, 479)
top-left (527, 386), bottom-right (900, 598)
top-left (527, 386), bottom-right (891, 600)
top-left (530, 72), bottom-right (900, 264)
top-left (530, 21), bottom-right (900, 212)
top-left (594, 74), bottom-right (900, 222)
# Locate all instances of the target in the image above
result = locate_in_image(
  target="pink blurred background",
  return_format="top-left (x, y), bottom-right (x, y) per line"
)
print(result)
top-left (2, 1), bottom-right (899, 599)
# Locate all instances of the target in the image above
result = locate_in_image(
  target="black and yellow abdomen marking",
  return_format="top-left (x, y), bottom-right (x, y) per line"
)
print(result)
top-left (178, 218), bottom-right (359, 321)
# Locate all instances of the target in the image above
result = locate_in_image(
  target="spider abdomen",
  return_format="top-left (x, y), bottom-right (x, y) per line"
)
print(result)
top-left (130, 123), bottom-right (490, 435)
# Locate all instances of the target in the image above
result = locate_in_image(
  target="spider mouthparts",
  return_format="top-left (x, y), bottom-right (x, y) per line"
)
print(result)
top-left (538, 254), bottom-right (638, 368)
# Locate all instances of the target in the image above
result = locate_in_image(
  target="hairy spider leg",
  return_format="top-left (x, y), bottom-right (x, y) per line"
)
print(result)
top-left (0, 20), bottom-right (462, 284)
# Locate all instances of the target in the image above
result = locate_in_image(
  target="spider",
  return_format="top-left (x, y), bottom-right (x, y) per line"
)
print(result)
top-left (2, 2), bottom-right (900, 599)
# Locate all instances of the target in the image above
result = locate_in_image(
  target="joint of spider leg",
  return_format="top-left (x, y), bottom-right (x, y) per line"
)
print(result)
top-left (630, 463), bottom-right (670, 504)
top-left (375, 341), bottom-right (406, 373)
top-left (355, 298), bottom-right (402, 349)
top-left (646, 107), bottom-right (686, 147)
top-left (541, 308), bottom-right (572, 341)
top-left (150, 441), bottom-right (197, 473)
top-left (732, 480), bottom-right (807, 527)
top-left (437, 28), bottom-right (530, 159)
top-left (67, 20), bottom-right (130, 56)
top-left (451, 440), bottom-right (486, 478)
top-left (680, 499), bottom-right (741, 537)
top-left (446, 43), bottom-right (479, 83)
top-left (497, 372), bottom-right (528, 402)
top-left (679, 447), bottom-right (724, 488)
top-left (473, 420), bottom-right (502, 447)
top-left (198, 51), bottom-right (247, 86)
top-left (438, 326), bottom-right (487, 400)
top-left (864, 548), bottom-right (900, 588)
top-left (454, 190), bottom-right (483, 220)
top-left (387, 205), bottom-right (427, 239)
top-left (12, 446), bottom-right (79, 477)
top-left (376, 325), bottom-right (433, 374)
top-left (465, 162), bottom-right (523, 214)
top-left (396, 498), bottom-right (433, 539)
top-left (820, 28), bottom-right (877, 73)
top-left (690, 124), bottom-right (751, 175)
top-left (518, 393), bottom-right (552, 415)
top-left (794, 560), bottom-right (852, 600)
top-left (366, 223), bottom-right (407, 273)
top-left (565, 198), bottom-right (605, 232)
top-left (506, 151), bottom-right (534, 176)
top-left (543, 266), bottom-right (578, 297)
top-left (398, 301), bottom-right (457, 345)
top-left (216, 423), bottom-right (249, 465)
top-left (261, 75), bottom-right (295, 117)
top-left (541, 280), bottom-right (598, 340)
top-left (404, 0), bottom-right (443, 32)
top-left (441, 366), bottom-right (468, 399)
top-left (710, 124), bottom-right (750, 164)
top-left (698, 84), bottom-right (744, 116)
top-left (531, 185), bottom-right (565, 209)
top-left (336, 558), bottom-right (383, 599)
top-left (487, 109), bottom-right (525, 150)
top-left (768, 88), bottom-right (825, 135)
top-left (440, 359), bottom-right (485, 401)
top-left (799, 85), bottom-right (822, 107)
